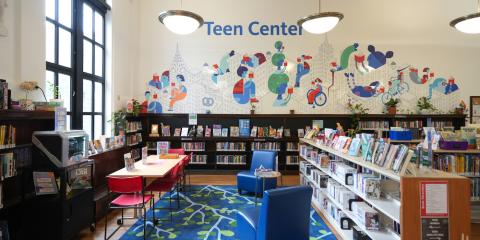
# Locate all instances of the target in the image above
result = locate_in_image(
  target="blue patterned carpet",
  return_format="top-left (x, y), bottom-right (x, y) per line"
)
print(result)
top-left (120, 185), bottom-right (336, 240)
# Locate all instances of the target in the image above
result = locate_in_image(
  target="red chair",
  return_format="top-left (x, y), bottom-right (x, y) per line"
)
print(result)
top-left (146, 162), bottom-right (184, 224)
top-left (168, 148), bottom-right (190, 192)
top-left (104, 176), bottom-right (153, 240)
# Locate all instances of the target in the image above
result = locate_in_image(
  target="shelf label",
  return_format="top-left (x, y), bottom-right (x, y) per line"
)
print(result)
top-left (254, 138), bottom-right (266, 141)
top-left (181, 138), bottom-right (193, 141)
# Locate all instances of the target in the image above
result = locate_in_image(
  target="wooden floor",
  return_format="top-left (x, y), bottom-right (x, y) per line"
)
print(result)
top-left (76, 174), bottom-right (480, 240)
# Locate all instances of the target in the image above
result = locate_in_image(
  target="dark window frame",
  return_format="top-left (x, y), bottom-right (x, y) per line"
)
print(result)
top-left (46, 0), bottom-right (109, 139)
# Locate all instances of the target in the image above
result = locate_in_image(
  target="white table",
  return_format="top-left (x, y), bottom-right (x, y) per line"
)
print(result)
top-left (109, 155), bottom-right (185, 178)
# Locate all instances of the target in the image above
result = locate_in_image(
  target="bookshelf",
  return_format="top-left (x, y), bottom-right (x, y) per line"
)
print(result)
top-left (131, 113), bottom-right (466, 174)
top-left (125, 117), bottom-right (145, 161)
top-left (300, 137), bottom-right (471, 240)
top-left (0, 110), bottom-right (54, 239)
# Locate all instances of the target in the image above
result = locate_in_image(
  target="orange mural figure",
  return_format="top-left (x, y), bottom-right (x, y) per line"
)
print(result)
top-left (168, 74), bottom-right (187, 111)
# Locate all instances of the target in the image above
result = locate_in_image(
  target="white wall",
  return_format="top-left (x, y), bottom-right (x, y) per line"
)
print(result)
top-left (0, 0), bottom-right (45, 101)
top-left (131, 0), bottom-right (480, 114)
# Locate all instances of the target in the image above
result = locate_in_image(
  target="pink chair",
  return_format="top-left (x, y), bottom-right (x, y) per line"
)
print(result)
top-left (104, 176), bottom-right (153, 240)
top-left (168, 148), bottom-right (191, 191)
top-left (146, 162), bottom-right (183, 224)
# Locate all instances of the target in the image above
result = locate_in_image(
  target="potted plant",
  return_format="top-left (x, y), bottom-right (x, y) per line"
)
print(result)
top-left (250, 101), bottom-right (257, 115)
top-left (131, 99), bottom-right (142, 117)
top-left (384, 98), bottom-right (399, 115)
top-left (109, 110), bottom-right (127, 136)
top-left (346, 100), bottom-right (369, 133)
top-left (48, 82), bottom-right (64, 108)
top-left (417, 97), bottom-right (436, 114)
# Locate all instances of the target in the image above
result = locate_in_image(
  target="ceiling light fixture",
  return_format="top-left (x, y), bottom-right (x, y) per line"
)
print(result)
top-left (450, 0), bottom-right (480, 34)
top-left (297, 0), bottom-right (343, 34)
top-left (158, 0), bottom-right (204, 35)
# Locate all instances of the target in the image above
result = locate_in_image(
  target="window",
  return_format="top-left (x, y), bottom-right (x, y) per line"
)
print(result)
top-left (45, 0), bottom-right (109, 139)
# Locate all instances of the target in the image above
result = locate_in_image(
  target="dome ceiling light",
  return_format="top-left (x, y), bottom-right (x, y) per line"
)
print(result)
top-left (450, 0), bottom-right (480, 34)
top-left (298, 0), bottom-right (343, 34)
top-left (158, 0), bottom-right (204, 35)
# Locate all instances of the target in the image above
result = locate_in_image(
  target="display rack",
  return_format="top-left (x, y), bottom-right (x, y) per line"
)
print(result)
top-left (300, 137), bottom-right (471, 240)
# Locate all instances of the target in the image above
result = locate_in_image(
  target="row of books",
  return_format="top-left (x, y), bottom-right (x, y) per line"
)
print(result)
top-left (433, 154), bottom-right (480, 175)
top-left (300, 162), bottom-right (380, 233)
top-left (191, 155), bottom-right (207, 164)
top-left (0, 80), bottom-right (8, 110)
top-left (359, 121), bottom-right (389, 130)
top-left (216, 142), bottom-right (246, 151)
top-left (393, 120), bottom-right (423, 128)
top-left (126, 121), bottom-right (142, 132)
top-left (286, 156), bottom-right (299, 165)
top-left (0, 125), bottom-right (16, 149)
top-left (151, 124), bottom-right (308, 139)
top-left (431, 121), bottom-right (453, 130)
top-left (181, 142), bottom-right (205, 151)
top-left (286, 142), bottom-right (299, 151)
top-left (216, 155), bottom-right (246, 165)
top-left (0, 153), bottom-right (16, 180)
top-left (126, 133), bottom-right (142, 146)
top-left (87, 135), bottom-right (125, 155)
top-left (251, 142), bottom-right (280, 151)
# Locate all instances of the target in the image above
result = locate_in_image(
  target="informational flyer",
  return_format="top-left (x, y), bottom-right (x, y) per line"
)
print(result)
top-left (420, 181), bottom-right (448, 217)
top-left (54, 107), bottom-right (67, 131)
top-left (188, 113), bottom-right (197, 125)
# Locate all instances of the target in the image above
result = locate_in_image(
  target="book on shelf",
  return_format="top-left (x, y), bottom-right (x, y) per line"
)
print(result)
top-left (173, 128), bottom-right (181, 137)
top-left (161, 124), bottom-right (171, 137)
top-left (0, 79), bottom-right (8, 110)
top-left (250, 126), bottom-right (257, 137)
top-left (205, 125), bottom-right (212, 137)
top-left (268, 126), bottom-right (276, 137)
top-left (196, 125), bottom-right (204, 137)
top-left (0, 125), bottom-right (15, 149)
top-left (276, 127), bottom-right (283, 138)
top-left (213, 124), bottom-right (222, 137)
top-left (150, 124), bottom-right (159, 137)
top-left (156, 141), bottom-right (170, 155)
top-left (348, 138), bottom-right (361, 156)
top-left (0, 152), bottom-right (15, 179)
top-left (263, 127), bottom-right (270, 137)
top-left (221, 128), bottom-right (229, 137)
top-left (284, 129), bottom-right (291, 137)
top-left (230, 126), bottom-right (239, 137)
top-left (298, 129), bottom-right (305, 138)
top-left (258, 127), bottom-right (265, 137)
top-left (181, 127), bottom-right (189, 137)
top-left (33, 171), bottom-right (58, 195)
top-left (188, 126), bottom-right (196, 137)
top-left (239, 119), bottom-right (250, 137)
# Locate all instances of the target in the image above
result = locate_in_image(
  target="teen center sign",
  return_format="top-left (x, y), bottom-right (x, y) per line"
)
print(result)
top-left (204, 21), bottom-right (303, 36)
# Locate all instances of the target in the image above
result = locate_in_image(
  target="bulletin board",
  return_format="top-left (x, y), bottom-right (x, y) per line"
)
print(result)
top-left (470, 96), bottom-right (480, 124)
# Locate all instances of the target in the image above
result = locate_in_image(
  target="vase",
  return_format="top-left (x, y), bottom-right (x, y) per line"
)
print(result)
top-left (250, 109), bottom-right (255, 115)
top-left (20, 99), bottom-right (34, 111)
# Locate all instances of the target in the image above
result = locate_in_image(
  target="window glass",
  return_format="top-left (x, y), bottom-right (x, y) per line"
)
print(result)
top-left (94, 45), bottom-right (103, 77)
top-left (58, 0), bottom-right (72, 28)
top-left (58, 28), bottom-right (72, 67)
top-left (94, 12), bottom-right (104, 44)
top-left (94, 115), bottom-right (103, 139)
top-left (83, 79), bottom-right (92, 112)
top-left (94, 82), bottom-right (103, 112)
top-left (83, 40), bottom-right (93, 74)
top-left (45, 71), bottom-right (55, 100)
top-left (45, 0), bottom-right (55, 20)
top-left (58, 74), bottom-right (71, 111)
top-left (83, 115), bottom-right (92, 139)
top-left (46, 22), bottom-right (56, 63)
top-left (83, 4), bottom-right (93, 39)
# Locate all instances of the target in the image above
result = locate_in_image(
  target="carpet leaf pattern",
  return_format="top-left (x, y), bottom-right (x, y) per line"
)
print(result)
top-left (121, 185), bottom-right (336, 240)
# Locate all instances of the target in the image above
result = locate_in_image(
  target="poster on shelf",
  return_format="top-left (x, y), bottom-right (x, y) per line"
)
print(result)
top-left (188, 113), bottom-right (197, 125)
top-left (157, 141), bottom-right (170, 155)
top-left (33, 171), bottom-right (58, 195)
top-left (421, 218), bottom-right (449, 240)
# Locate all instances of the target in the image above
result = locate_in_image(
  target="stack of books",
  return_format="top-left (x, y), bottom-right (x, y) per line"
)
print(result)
top-left (0, 125), bottom-right (16, 149)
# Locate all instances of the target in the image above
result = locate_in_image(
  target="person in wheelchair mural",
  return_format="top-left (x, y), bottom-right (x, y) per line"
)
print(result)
top-left (307, 78), bottom-right (327, 108)
top-left (382, 67), bottom-right (409, 103)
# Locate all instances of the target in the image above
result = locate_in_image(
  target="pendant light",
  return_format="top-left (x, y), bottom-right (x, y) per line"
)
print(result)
top-left (297, 0), bottom-right (343, 34)
top-left (450, 0), bottom-right (480, 34)
top-left (158, 0), bottom-right (204, 35)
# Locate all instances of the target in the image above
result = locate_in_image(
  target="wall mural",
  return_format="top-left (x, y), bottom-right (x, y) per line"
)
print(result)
top-left (141, 39), bottom-right (460, 114)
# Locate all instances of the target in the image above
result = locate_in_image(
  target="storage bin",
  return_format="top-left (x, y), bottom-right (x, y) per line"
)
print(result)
top-left (439, 140), bottom-right (468, 150)
top-left (389, 130), bottom-right (413, 140)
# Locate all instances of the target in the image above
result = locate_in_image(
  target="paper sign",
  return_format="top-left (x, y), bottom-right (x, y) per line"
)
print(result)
top-left (421, 218), bottom-right (449, 240)
top-left (54, 107), bottom-right (67, 131)
top-left (420, 181), bottom-right (448, 217)
top-left (188, 113), bottom-right (198, 125)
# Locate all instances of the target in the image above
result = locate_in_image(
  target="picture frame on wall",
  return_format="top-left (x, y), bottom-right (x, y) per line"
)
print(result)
top-left (470, 96), bottom-right (480, 124)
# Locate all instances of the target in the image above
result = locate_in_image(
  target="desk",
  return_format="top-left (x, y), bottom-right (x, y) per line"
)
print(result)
top-left (108, 155), bottom-right (185, 178)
